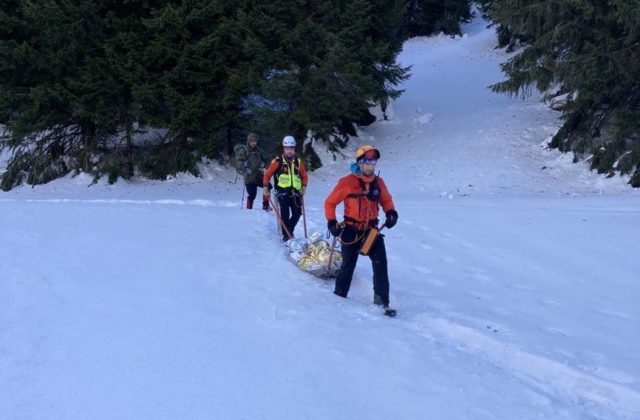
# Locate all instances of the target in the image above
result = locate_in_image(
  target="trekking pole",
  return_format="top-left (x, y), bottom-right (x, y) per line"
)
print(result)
top-left (267, 194), bottom-right (293, 239)
top-left (301, 195), bottom-right (308, 239)
top-left (240, 183), bottom-right (245, 209)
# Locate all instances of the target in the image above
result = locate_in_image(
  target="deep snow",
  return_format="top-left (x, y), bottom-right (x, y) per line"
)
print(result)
top-left (1, 14), bottom-right (639, 420)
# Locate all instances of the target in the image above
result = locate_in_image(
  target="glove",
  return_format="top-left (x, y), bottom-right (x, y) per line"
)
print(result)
top-left (384, 209), bottom-right (398, 229)
top-left (300, 186), bottom-right (306, 195)
top-left (263, 185), bottom-right (270, 197)
top-left (327, 219), bottom-right (342, 237)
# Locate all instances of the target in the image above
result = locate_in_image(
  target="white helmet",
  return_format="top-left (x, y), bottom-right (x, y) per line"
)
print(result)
top-left (282, 135), bottom-right (296, 147)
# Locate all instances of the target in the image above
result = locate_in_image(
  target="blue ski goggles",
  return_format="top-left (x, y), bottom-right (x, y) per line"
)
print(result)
top-left (359, 158), bottom-right (377, 165)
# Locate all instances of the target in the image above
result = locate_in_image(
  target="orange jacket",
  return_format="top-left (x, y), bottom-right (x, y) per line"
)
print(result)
top-left (325, 173), bottom-right (395, 224)
top-left (263, 155), bottom-right (308, 191)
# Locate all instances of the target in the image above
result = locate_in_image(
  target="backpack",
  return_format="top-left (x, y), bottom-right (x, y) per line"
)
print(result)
top-left (234, 144), bottom-right (247, 173)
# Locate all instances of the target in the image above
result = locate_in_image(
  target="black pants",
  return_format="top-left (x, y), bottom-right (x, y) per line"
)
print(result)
top-left (334, 226), bottom-right (390, 305)
top-left (245, 183), bottom-right (265, 201)
top-left (276, 189), bottom-right (302, 238)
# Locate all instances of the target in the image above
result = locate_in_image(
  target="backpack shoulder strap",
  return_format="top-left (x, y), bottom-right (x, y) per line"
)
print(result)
top-left (346, 175), bottom-right (379, 200)
top-left (368, 175), bottom-right (380, 202)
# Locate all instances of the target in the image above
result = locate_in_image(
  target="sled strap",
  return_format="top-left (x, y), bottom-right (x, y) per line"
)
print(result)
top-left (268, 194), bottom-right (292, 239)
top-left (327, 235), bottom-right (339, 274)
top-left (301, 195), bottom-right (308, 239)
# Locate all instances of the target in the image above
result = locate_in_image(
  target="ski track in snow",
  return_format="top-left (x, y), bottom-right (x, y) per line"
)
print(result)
top-left (395, 214), bottom-right (638, 418)
top-left (273, 196), bottom-right (640, 419)
top-left (327, 272), bottom-right (640, 419)
top-left (405, 313), bottom-right (640, 420)
top-left (337, 251), bottom-right (640, 419)
top-left (284, 261), bottom-right (640, 419)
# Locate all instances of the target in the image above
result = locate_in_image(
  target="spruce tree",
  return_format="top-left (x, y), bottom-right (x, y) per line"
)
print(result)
top-left (1, 1), bottom-right (101, 189)
top-left (142, 1), bottom-right (256, 162)
top-left (489, 0), bottom-right (640, 187)
top-left (1, 0), bottom-right (414, 187)
top-left (0, 1), bottom-right (158, 188)
top-left (246, 0), bottom-right (409, 149)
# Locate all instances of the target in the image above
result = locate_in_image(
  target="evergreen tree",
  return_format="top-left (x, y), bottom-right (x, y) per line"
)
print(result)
top-left (246, 0), bottom-right (409, 152)
top-left (1, 1), bottom-right (102, 189)
top-left (0, 1), bottom-right (157, 188)
top-left (1, 0), bottom-right (413, 188)
top-left (136, 0), bottom-right (274, 177)
top-left (489, 0), bottom-right (640, 187)
top-left (93, 1), bottom-right (156, 182)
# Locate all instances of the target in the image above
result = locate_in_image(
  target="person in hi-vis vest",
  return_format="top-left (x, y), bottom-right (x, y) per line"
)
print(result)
top-left (263, 135), bottom-right (308, 241)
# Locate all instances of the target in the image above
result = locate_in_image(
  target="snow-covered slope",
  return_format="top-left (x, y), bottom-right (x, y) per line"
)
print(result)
top-left (1, 15), bottom-right (639, 420)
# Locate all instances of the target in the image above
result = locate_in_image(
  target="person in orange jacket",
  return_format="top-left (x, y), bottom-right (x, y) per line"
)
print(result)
top-left (263, 135), bottom-right (308, 241)
top-left (324, 145), bottom-right (398, 315)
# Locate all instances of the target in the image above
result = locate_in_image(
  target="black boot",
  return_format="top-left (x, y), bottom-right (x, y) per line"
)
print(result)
top-left (246, 198), bottom-right (253, 209)
top-left (382, 305), bottom-right (397, 317)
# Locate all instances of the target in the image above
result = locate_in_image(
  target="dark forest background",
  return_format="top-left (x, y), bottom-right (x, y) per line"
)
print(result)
top-left (1, 0), bottom-right (638, 189)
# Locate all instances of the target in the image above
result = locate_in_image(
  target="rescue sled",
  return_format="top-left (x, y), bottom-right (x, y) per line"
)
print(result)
top-left (286, 232), bottom-right (341, 278)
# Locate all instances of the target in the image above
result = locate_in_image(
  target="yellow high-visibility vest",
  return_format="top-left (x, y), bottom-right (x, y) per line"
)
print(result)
top-left (276, 158), bottom-right (302, 190)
